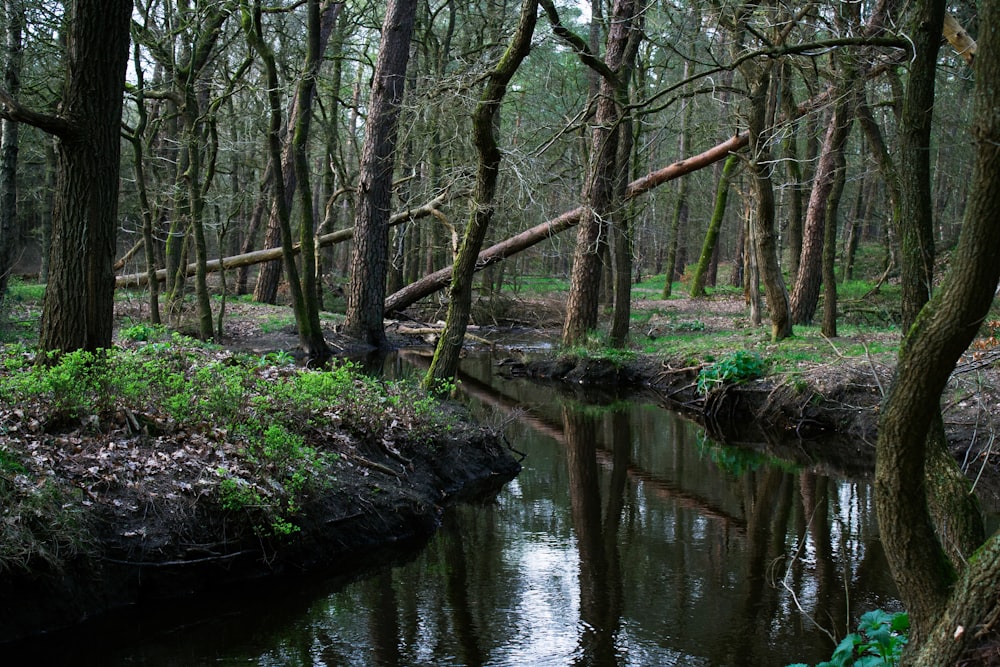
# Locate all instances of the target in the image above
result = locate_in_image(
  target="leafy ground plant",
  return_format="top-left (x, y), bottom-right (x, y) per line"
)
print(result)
top-left (696, 350), bottom-right (766, 395)
top-left (0, 333), bottom-right (462, 552)
top-left (790, 610), bottom-right (909, 667)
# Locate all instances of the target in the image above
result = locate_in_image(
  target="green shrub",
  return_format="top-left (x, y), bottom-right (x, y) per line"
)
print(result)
top-left (696, 350), bottom-right (766, 395)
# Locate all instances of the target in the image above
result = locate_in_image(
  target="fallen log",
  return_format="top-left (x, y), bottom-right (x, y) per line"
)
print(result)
top-left (384, 133), bottom-right (749, 313)
top-left (115, 192), bottom-right (449, 288)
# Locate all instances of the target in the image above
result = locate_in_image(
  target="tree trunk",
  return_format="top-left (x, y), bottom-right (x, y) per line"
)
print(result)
top-left (343, 0), bottom-right (418, 348)
top-left (289, 0), bottom-right (339, 359)
top-left (0, 0), bottom-right (21, 307)
top-left (423, 0), bottom-right (535, 391)
top-left (898, 0), bottom-right (942, 332)
top-left (820, 143), bottom-right (845, 337)
top-left (127, 40), bottom-right (161, 325)
top-left (690, 153), bottom-right (738, 298)
top-left (790, 101), bottom-right (854, 325)
top-left (29, 0), bottom-right (131, 354)
top-left (875, 0), bottom-right (1000, 654)
top-left (779, 61), bottom-right (804, 282)
top-left (662, 60), bottom-right (692, 300)
top-left (559, 0), bottom-right (642, 347)
top-left (745, 68), bottom-right (792, 341)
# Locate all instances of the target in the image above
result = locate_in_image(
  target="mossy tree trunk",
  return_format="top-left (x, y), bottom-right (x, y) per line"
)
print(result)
top-left (242, 0), bottom-right (333, 360)
top-left (289, 0), bottom-right (339, 360)
top-left (875, 0), bottom-right (1000, 658)
top-left (423, 0), bottom-right (536, 392)
top-left (689, 153), bottom-right (738, 298)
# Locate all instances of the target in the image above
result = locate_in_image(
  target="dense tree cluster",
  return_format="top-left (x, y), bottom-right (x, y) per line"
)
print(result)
top-left (0, 1), bottom-right (998, 661)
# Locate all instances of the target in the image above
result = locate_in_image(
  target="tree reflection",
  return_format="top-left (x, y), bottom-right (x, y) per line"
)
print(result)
top-left (563, 404), bottom-right (630, 665)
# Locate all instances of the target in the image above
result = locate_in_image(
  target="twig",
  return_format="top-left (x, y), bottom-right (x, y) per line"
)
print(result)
top-left (861, 340), bottom-right (886, 397)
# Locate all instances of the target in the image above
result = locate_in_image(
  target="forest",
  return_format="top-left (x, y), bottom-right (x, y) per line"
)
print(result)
top-left (1, 0), bottom-right (1000, 663)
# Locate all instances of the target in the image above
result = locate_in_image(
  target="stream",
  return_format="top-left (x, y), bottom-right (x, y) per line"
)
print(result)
top-left (10, 348), bottom-right (900, 666)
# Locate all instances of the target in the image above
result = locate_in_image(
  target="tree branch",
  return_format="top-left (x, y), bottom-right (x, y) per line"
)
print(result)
top-left (538, 0), bottom-right (618, 83)
top-left (0, 86), bottom-right (75, 138)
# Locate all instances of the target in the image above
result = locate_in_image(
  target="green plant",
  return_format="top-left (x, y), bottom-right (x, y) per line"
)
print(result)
top-left (119, 322), bottom-right (168, 342)
top-left (790, 610), bottom-right (909, 667)
top-left (696, 350), bottom-right (766, 395)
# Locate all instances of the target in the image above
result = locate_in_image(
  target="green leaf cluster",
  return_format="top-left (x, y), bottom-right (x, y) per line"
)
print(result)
top-left (789, 610), bottom-right (909, 667)
top-left (696, 350), bottom-right (766, 395)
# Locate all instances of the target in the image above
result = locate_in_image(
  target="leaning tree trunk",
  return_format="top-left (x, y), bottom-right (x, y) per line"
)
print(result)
top-left (344, 0), bottom-right (418, 348)
top-left (690, 153), bottom-right (738, 298)
top-left (423, 0), bottom-right (536, 391)
top-left (790, 102), bottom-right (854, 325)
top-left (874, 0), bottom-right (1000, 655)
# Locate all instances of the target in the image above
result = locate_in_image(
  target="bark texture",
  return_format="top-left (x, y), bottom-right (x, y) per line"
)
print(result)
top-left (35, 0), bottom-right (132, 353)
top-left (876, 0), bottom-right (1000, 656)
top-left (560, 0), bottom-right (642, 346)
top-left (343, 0), bottom-right (418, 348)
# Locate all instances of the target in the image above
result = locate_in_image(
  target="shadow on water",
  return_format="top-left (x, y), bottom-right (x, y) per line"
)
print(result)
top-left (6, 347), bottom-right (900, 666)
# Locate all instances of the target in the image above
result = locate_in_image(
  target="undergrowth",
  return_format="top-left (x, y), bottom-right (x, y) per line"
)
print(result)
top-left (0, 329), bottom-right (458, 568)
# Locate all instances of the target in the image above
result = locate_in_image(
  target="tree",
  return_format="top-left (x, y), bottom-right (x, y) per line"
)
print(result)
top-left (423, 0), bottom-right (536, 391)
top-left (546, 0), bottom-right (644, 347)
top-left (689, 153), bottom-right (738, 298)
top-left (875, 0), bottom-right (1000, 661)
top-left (343, 0), bottom-right (418, 348)
top-left (0, 0), bottom-right (132, 354)
top-left (0, 0), bottom-right (22, 308)
top-left (242, 0), bottom-right (338, 359)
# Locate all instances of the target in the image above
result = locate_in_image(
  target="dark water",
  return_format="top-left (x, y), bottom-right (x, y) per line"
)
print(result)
top-left (10, 350), bottom-right (899, 666)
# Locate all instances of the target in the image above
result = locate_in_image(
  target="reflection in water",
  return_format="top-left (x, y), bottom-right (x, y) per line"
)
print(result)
top-left (6, 350), bottom-right (900, 666)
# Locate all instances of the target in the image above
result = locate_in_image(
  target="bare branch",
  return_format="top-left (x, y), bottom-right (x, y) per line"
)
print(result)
top-left (0, 86), bottom-right (74, 138)
top-left (538, 0), bottom-right (618, 83)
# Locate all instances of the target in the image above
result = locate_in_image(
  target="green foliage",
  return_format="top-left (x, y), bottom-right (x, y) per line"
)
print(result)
top-left (696, 434), bottom-right (798, 477)
top-left (119, 322), bottom-right (169, 342)
top-left (4, 277), bottom-right (45, 303)
top-left (696, 350), bottom-right (766, 395)
top-left (0, 334), bottom-right (456, 544)
top-left (790, 610), bottom-right (909, 667)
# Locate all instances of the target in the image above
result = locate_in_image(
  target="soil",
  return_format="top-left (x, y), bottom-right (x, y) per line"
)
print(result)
top-left (4, 291), bottom-right (1000, 645)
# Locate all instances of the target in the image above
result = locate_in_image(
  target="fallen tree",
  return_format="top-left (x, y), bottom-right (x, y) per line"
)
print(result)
top-left (115, 192), bottom-right (449, 288)
top-left (116, 132), bottom-right (746, 294)
top-left (384, 133), bottom-right (748, 313)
